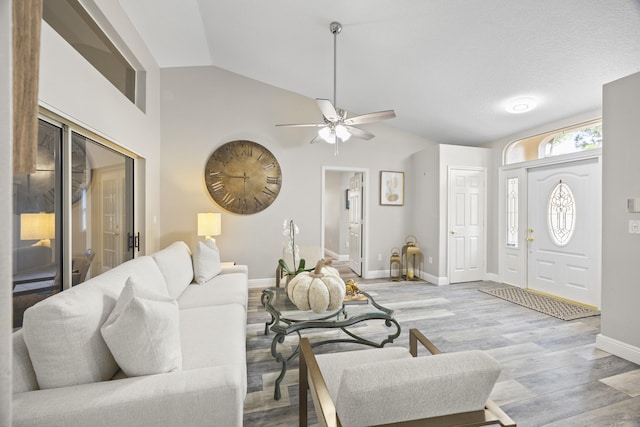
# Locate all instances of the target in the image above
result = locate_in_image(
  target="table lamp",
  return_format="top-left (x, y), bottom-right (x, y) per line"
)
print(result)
top-left (20, 212), bottom-right (55, 247)
top-left (197, 212), bottom-right (221, 242)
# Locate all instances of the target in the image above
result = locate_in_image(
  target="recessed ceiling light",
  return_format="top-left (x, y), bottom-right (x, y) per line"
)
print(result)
top-left (506, 97), bottom-right (538, 114)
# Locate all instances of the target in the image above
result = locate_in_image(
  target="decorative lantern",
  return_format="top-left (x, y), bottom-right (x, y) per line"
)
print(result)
top-left (389, 247), bottom-right (401, 281)
top-left (402, 235), bottom-right (422, 281)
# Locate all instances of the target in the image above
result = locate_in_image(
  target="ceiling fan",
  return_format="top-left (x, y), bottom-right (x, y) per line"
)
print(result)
top-left (276, 21), bottom-right (396, 155)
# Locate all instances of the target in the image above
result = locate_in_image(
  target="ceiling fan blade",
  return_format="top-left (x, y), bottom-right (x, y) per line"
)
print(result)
top-left (276, 123), bottom-right (324, 128)
top-left (343, 110), bottom-right (396, 126)
top-left (345, 125), bottom-right (375, 140)
top-left (316, 98), bottom-right (339, 122)
top-left (309, 133), bottom-right (325, 144)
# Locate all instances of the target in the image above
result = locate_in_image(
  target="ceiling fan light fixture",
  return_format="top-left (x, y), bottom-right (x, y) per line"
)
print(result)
top-left (319, 126), bottom-right (336, 144)
top-left (335, 125), bottom-right (351, 141)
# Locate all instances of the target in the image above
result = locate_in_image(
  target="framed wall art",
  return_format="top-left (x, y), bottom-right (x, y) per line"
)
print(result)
top-left (380, 171), bottom-right (404, 206)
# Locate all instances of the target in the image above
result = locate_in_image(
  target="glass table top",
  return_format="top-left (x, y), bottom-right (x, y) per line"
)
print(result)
top-left (262, 286), bottom-right (392, 324)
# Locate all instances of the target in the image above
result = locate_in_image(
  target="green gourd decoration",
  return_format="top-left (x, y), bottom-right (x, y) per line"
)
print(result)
top-left (287, 260), bottom-right (346, 313)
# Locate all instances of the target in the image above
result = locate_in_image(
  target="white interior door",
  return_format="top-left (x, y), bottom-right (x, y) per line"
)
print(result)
top-left (100, 168), bottom-right (125, 273)
top-left (448, 168), bottom-right (486, 283)
top-left (348, 173), bottom-right (363, 276)
top-left (527, 158), bottom-right (601, 307)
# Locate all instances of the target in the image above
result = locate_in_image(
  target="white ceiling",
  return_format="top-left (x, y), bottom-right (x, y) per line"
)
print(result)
top-left (119, 0), bottom-right (640, 145)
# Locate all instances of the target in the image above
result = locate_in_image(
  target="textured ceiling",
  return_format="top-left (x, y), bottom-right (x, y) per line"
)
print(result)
top-left (119, 0), bottom-right (640, 145)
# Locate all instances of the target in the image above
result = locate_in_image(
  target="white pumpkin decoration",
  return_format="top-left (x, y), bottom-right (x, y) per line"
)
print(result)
top-left (317, 258), bottom-right (340, 278)
top-left (287, 260), bottom-right (346, 313)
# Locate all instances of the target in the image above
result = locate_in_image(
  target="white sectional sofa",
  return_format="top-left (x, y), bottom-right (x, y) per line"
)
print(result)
top-left (12, 241), bottom-right (249, 427)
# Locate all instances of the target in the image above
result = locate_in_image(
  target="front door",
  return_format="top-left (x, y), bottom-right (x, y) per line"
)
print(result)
top-left (348, 173), bottom-right (363, 276)
top-left (526, 158), bottom-right (601, 307)
top-left (448, 168), bottom-right (486, 283)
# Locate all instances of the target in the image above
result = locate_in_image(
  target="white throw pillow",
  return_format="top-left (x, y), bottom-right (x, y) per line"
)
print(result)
top-left (100, 277), bottom-right (182, 377)
top-left (193, 238), bottom-right (222, 284)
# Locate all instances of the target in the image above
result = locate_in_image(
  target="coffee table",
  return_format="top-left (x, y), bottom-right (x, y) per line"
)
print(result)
top-left (261, 286), bottom-right (401, 400)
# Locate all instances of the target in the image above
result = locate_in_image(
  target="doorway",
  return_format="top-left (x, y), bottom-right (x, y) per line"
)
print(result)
top-left (322, 167), bottom-right (368, 277)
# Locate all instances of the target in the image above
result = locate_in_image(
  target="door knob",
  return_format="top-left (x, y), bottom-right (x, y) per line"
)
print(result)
top-left (450, 230), bottom-right (456, 235)
top-left (527, 236), bottom-right (534, 242)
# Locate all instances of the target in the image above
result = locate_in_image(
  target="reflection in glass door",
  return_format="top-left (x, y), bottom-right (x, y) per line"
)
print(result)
top-left (71, 132), bottom-right (134, 281)
top-left (12, 120), bottom-right (62, 328)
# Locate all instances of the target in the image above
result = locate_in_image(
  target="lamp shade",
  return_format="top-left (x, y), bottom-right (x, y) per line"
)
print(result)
top-left (20, 212), bottom-right (55, 240)
top-left (197, 212), bottom-right (221, 238)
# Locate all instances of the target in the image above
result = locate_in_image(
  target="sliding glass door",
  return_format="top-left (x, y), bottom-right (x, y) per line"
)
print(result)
top-left (12, 118), bottom-right (136, 327)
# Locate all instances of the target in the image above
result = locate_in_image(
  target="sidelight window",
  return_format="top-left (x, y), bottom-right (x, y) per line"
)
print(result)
top-left (506, 177), bottom-right (518, 248)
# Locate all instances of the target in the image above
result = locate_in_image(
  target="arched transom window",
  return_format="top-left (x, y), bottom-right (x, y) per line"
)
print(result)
top-left (504, 119), bottom-right (601, 165)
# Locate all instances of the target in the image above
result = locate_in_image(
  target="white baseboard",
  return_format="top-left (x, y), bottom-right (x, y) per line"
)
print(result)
top-left (421, 271), bottom-right (448, 286)
top-left (249, 278), bottom-right (274, 289)
top-left (485, 272), bottom-right (499, 283)
top-left (250, 271), bottom-right (448, 287)
top-left (596, 334), bottom-right (640, 365)
top-left (365, 269), bottom-right (390, 280)
top-left (324, 249), bottom-right (349, 261)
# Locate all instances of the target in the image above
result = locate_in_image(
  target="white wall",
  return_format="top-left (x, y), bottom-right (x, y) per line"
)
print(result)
top-left (1, 1), bottom-right (12, 423)
top-left (38, 2), bottom-right (162, 253)
top-left (597, 71), bottom-right (640, 364)
top-left (159, 66), bottom-right (434, 281)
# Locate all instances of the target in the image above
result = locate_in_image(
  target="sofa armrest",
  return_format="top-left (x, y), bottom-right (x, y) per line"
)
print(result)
top-left (220, 264), bottom-right (248, 275)
top-left (13, 366), bottom-right (245, 427)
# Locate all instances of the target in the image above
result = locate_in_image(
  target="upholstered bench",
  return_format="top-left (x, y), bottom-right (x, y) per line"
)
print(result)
top-left (300, 328), bottom-right (516, 427)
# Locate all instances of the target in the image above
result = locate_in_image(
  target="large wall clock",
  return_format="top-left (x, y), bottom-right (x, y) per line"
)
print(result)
top-left (204, 140), bottom-right (282, 215)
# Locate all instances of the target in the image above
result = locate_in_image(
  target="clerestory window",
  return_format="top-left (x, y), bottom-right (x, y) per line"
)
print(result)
top-left (504, 119), bottom-right (602, 165)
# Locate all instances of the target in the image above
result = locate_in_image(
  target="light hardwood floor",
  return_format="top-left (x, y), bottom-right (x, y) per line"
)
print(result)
top-left (244, 278), bottom-right (640, 427)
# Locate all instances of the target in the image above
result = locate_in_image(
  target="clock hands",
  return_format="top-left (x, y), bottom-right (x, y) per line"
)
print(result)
top-left (213, 172), bottom-right (251, 196)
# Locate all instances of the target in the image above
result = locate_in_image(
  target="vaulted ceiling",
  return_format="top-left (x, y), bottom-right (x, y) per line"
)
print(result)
top-left (119, 0), bottom-right (640, 145)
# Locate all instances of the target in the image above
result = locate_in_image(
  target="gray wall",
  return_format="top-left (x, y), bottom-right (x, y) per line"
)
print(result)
top-left (410, 144), bottom-right (490, 283)
top-left (1, 1), bottom-right (12, 423)
top-left (159, 66), bottom-right (434, 281)
top-left (598, 71), bottom-right (640, 361)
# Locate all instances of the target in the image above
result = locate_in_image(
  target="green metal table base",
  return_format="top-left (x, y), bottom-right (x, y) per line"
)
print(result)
top-left (262, 290), bottom-right (401, 400)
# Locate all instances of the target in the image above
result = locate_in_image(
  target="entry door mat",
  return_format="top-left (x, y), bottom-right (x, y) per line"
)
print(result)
top-left (479, 287), bottom-right (600, 321)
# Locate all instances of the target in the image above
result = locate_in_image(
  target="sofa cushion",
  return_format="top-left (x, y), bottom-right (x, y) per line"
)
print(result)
top-left (179, 304), bottom-right (247, 396)
top-left (22, 256), bottom-right (168, 389)
top-left (193, 238), bottom-right (222, 284)
top-left (178, 272), bottom-right (248, 310)
top-left (329, 350), bottom-right (501, 427)
top-left (101, 277), bottom-right (182, 377)
top-left (12, 330), bottom-right (38, 393)
top-left (152, 241), bottom-right (194, 299)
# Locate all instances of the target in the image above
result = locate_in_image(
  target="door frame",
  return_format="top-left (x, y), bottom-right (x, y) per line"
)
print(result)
top-left (446, 166), bottom-right (487, 284)
top-left (321, 166), bottom-right (369, 278)
top-left (498, 150), bottom-right (602, 297)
